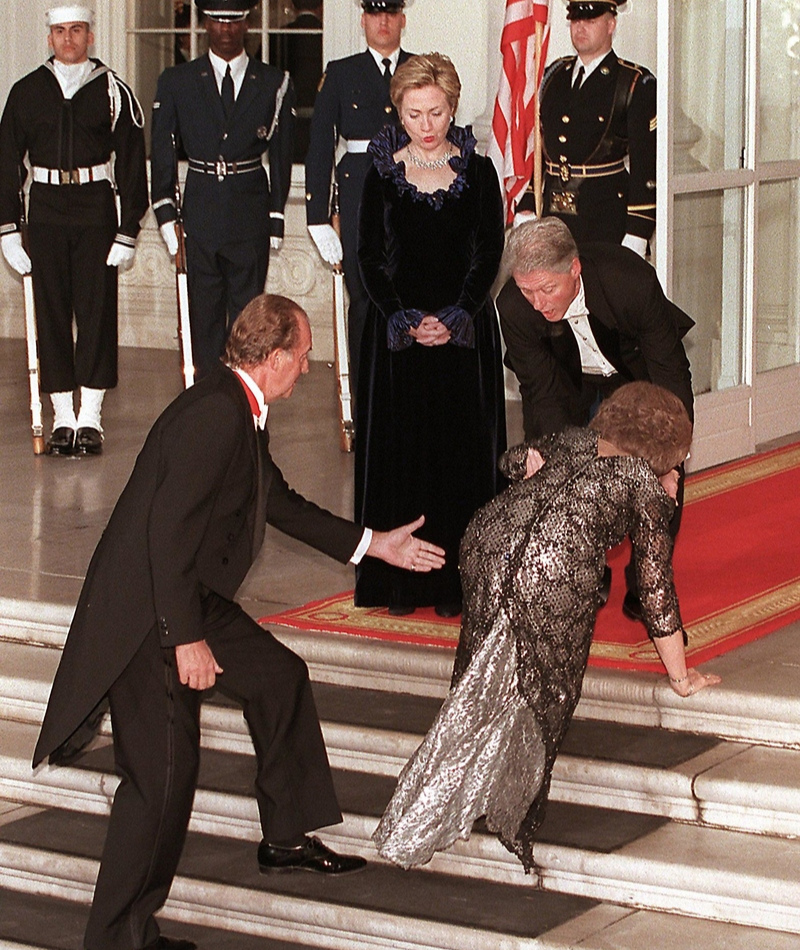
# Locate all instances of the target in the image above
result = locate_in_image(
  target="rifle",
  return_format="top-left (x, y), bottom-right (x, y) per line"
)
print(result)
top-left (19, 179), bottom-right (45, 454)
top-left (330, 182), bottom-right (354, 452)
top-left (172, 133), bottom-right (194, 388)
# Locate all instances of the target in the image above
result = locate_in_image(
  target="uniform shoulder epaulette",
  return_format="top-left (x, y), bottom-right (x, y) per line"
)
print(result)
top-left (617, 57), bottom-right (654, 81)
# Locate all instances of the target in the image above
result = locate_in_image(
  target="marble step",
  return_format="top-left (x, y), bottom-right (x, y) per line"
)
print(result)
top-left (3, 597), bottom-right (800, 748)
top-left (4, 647), bottom-right (800, 840)
top-left (5, 759), bottom-right (800, 941)
top-left (0, 804), bottom-right (601, 950)
top-left (4, 883), bottom-right (800, 950)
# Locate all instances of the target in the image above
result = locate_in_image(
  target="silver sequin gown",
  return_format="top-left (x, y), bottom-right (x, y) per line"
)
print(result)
top-left (373, 427), bottom-right (682, 871)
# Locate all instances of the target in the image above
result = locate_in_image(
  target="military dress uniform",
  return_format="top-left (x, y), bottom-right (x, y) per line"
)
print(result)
top-left (305, 47), bottom-right (411, 386)
top-left (150, 54), bottom-right (295, 378)
top-left (0, 57), bottom-right (147, 422)
top-left (518, 49), bottom-right (656, 244)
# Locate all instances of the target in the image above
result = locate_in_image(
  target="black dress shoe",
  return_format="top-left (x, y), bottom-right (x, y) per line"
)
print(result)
top-left (622, 591), bottom-right (644, 622)
top-left (76, 426), bottom-right (104, 455)
top-left (434, 603), bottom-right (461, 618)
top-left (143, 937), bottom-right (198, 950)
top-left (258, 836), bottom-right (367, 875)
top-left (46, 426), bottom-right (76, 455)
top-left (598, 565), bottom-right (612, 606)
top-left (388, 605), bottom-right (415, 616)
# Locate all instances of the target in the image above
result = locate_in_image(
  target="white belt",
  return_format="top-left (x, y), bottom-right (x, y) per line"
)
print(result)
top-left (345, 140), bottom-right (370, 153)
top-left (32, 163), bottom-right (112, 186)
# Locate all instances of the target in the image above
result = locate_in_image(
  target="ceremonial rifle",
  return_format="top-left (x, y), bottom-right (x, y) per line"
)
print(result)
top-left (172, 133), bottom-right (194, 388)
top-left (19, 178), bottom-right (45, 454)
top-left (330, 181), bottom-right (354, 452)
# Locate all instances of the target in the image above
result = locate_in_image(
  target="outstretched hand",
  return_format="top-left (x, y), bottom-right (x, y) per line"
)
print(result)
top-left (367, 515), bottom-right (446, 572)
top-left (175, 639), bottom-right (223, 691)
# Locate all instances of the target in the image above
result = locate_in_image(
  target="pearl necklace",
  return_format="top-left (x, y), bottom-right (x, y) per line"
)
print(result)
top-left (406, 145), bottom-right (453, 170)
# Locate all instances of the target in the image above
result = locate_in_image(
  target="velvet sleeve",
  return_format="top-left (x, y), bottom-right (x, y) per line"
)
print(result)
top-left (357, 165), bottom-right (404, 318)
top-left (454, 155), bottom-right (505, 316)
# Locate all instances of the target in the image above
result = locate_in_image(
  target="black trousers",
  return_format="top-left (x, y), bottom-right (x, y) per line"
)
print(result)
top-left (84, 595), bottom-right (341, 950)
top-left (185, 235), bottom-right (269, 380)
top-left (27, 214), bottom-right (118, 394)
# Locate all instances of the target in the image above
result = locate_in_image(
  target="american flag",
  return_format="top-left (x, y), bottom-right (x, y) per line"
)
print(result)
top-left (487, 0), bottom-right (551, 221)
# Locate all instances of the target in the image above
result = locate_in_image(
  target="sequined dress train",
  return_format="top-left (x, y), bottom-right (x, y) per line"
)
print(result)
top-left (373, 427), bottom-right (682, 871)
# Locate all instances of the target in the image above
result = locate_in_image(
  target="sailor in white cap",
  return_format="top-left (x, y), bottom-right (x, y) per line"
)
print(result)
top-left (150, 0), bottom-right (296, 379)
top-left (515, 0), bottom-right (656, 255)
top-left (0, 6), bottom-right (148, 455)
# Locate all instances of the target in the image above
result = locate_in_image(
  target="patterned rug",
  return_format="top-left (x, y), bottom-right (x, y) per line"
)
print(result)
top-left (260, 442), bottom-right (800, 672)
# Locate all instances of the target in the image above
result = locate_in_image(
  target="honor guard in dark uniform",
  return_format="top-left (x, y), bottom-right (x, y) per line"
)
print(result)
top-left (305, 0), bottom-right (412, 388)
top-left (151, 0), bottom-right (296, 379)
top-left (517, 0), bottom-right (656, 257)
top-left (0, 5), bottom-right (148, 456)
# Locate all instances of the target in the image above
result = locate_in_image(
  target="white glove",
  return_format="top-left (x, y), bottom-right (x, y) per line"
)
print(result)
top-left (1, 232), bottom-right (32, 275)
top-left (621, 233), bottom-right (648, 258)
top-left (511, 210), bottom-right (537, 229)
top-left (159, 222), bottom-right (179, 257)
top-left (270, 236), bottom-right (283, 251)
top-left (106, 241), bottom-right (136, 271)
top-left (308, 223), bottom-right (343, 266)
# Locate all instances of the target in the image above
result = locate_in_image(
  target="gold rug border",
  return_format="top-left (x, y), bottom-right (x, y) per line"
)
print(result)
top-left (684, 443), bottom-right (800, 505)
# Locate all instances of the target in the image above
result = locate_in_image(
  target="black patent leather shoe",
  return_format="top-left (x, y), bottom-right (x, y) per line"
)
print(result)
top-left (388, 605), bottom-right (415, 616)
top-left (622, 591), bottom-right (644, 622)
top-left (46, 426), bottom-right (76, 455)
top-left (598, 565), bottom-right (612, 606)
top-left (258, 836), bottom-right (367, 875)
top-left (143, 937), bottom-right (198, 950)
top-left (76, 426), bottom-right (104, 455)
top-left (434, 603), bottom-right (461, 618)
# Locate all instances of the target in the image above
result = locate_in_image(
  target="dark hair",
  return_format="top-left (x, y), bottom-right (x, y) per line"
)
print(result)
top-left (391, 52), bottom-right (461, 114)
top-left (224, 293), bottom-right (306, 368)
top-left (589, 381), bottom-right (692, 476)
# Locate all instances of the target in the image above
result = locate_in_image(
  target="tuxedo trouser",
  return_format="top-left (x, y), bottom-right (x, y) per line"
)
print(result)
top-left (185, 235), bottom-right (270, 380)
top-left (84, 595), bottom-right (341, 950)
top-left (27, 214), bottom-right (118, 394)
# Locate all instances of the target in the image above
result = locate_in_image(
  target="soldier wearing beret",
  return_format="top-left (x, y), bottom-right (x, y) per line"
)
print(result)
top-left (305, 0), bottom-right (412, 389)
top-left (0, 5), bottom-right (148, 455)
top-left (517, 0), bottom-right (656, 257)
top-left (151, 0), bottom-right (295, 379)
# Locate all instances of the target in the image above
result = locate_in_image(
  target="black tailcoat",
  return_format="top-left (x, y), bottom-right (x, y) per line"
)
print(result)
top-left (34, 365), bottom-right (362, 766)
top-left (498, 243), bottom-right (694, 441)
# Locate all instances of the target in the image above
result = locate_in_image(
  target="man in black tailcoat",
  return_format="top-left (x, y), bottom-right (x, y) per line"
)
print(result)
top-left (304, 0), bottom-right (412, 387)
top-left (33, 294), bottom-right (445, 950)
top-left (515, 0), bottom-right (656, 257)
top-left (151, 0), bottom-right (295, 379)
top-left (497, 218), bottom-right (693, 618)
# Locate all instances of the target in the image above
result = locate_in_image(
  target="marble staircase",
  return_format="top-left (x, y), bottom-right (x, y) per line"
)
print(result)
top-left (2, 598), bottom-right (800, 949)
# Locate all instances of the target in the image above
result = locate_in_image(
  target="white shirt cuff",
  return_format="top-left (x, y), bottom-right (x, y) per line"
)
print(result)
top-left (350, 528), bottom-right (372, 565)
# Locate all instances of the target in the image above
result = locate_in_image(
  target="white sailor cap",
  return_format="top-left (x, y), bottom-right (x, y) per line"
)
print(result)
top-left (46, 6), bottom-right (95, 27)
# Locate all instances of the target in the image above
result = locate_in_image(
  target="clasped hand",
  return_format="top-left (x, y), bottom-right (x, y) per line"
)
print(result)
top-left (409, 315), bottom-right (451, 347)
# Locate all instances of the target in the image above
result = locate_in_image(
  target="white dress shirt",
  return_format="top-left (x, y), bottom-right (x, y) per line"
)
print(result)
top-left (208, 48), bottom-right (249, 99)
top-left (563, 278), bottom-right (618, 377)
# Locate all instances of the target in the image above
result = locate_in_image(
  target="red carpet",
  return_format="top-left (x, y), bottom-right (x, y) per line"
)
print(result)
top-left (260, 442), bottom-right (800, 671)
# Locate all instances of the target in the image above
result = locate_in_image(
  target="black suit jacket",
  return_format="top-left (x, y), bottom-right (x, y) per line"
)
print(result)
top-left (150, 54), bottom-right (295, 245)
top-left (498, 242), bottom-right (694, 440)
top-left (34, 366), bottom-right (362, 766)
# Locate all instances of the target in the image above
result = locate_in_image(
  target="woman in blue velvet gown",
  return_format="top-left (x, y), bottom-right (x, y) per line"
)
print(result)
top-left (355, 53), bottom-right (506, 616)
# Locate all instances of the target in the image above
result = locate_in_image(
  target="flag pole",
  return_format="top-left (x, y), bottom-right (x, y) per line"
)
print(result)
top-left (533, 18), bottom-right (544, 218)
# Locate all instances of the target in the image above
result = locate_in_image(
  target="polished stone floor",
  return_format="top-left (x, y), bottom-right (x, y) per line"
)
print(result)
top-left (0, 338), bottom-right (402, 619)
